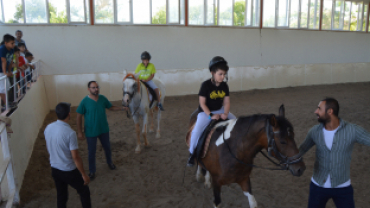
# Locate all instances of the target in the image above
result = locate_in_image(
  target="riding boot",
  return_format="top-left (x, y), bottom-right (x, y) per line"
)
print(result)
top-left (158, 102), bottom-right (165, 111)
top-left (187, 153), bottom-right (196, 167)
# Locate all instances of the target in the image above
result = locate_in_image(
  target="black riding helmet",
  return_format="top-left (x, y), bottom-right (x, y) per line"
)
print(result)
top-left (209, 56), bottom-right (228, 72)
top-left (141, 51), bottom-right (151, 60)
top-left (209, 56), bottom-right (229, 82)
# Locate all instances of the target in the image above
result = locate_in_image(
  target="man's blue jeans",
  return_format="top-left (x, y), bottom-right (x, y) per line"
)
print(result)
top-left (86, 132), bottom-right (113, 174)
top-left (308, 181), bottom-right (355, 208)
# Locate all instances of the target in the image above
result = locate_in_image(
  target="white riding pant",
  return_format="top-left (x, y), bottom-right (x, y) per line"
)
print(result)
top-left (189, 107), bottom-right (236, 154)
top-left (146, 80), bottom-right (158, 90)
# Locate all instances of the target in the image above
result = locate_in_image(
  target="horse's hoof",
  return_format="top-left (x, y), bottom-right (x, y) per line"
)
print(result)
top-left (196, 174), bottom-right (204, 182)
top-left (204, 182), bottom-right (212, 189)
top-left (149, 128), bottom-right (155, 133)
top-left (156, 132), bottom-right (161, 139)
top-left (144, 143), bottom-right (151, 147)
top-left (135, 145), bottom-right (141, 154)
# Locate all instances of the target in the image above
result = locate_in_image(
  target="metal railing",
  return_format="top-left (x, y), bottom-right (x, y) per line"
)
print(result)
top-left (0, 121), bottom-right (19, 207)
top-left (0, 61), bottom-right (41, 113)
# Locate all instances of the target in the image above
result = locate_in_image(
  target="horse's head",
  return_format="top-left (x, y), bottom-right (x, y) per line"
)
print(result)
top-left (267, 105), bottom-right (306, 177)
top-left (122, 73), bottom-right (140, 107)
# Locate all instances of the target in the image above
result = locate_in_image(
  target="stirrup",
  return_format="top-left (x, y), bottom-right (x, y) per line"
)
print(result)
top-left (158, 103), bottom-right (165, 111)
top-left (187, 153), bottom-right (195, 167)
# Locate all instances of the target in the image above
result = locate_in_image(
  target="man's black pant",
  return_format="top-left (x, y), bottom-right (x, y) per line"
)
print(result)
top-left (51, 168), bottom-right (91, 208)
top-left (308, 181), bottom-right (355, 208)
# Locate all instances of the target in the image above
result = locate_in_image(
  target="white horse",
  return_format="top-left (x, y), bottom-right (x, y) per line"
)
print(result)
top-left (122, 72), bottom-right (166, 153)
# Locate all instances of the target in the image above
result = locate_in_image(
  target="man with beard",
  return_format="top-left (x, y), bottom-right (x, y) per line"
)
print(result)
top-left (77, 81), bottom-right (128, 180)
top-left (299, 97), bottom-right (370, 208)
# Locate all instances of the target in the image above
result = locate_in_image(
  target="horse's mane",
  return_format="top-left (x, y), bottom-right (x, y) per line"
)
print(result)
top-left (123, 73), bottom-right (140, 92)
top-left (236, 114), bottom-right (293, 138)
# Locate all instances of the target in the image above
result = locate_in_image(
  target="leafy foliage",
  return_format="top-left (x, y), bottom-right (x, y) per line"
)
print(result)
top-left (152, 6), bottom-right (167, 24)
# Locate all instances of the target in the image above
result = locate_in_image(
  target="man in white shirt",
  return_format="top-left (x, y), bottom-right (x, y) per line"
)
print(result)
top-left (299, 97), bottom-right (370, 208)
top-left (44, 102), bottom-right (91, 208)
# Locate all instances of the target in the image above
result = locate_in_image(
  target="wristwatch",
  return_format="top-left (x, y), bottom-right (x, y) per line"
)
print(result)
top-left (209, 113), bottom-right (214, 120)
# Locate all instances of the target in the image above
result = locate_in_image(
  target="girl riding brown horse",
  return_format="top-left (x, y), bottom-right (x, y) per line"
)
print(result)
top-left (186, 105), bottom-right (306, 208)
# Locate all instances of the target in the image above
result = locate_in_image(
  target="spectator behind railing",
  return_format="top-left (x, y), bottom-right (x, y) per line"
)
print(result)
top-left (0, 34), bottom-right (15, 111)
top-left (11, 46), bottom-right (21, 103)
top-left (15, 30), bottom-right (28, 51)
top-left (15, 46), bottom-right (26, 94)
top-left (24, 52), bottom-right (35, 86)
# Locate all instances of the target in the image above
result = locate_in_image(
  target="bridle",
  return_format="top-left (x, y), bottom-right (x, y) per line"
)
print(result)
top-left (265, 119), bottom-right (303, 169)
top-left (122, 76), bottom-right (142, 118)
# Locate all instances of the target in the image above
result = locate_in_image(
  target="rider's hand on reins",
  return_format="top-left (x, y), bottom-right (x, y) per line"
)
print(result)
top-left (211, 114), bottom-right (220, 120)
top-left (220, 113), bottom-right (228, 120)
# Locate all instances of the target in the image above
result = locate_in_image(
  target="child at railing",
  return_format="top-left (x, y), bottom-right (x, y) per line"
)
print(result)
top-left (0, 34), bottom-right (15, 110)
top-left (17, 45), bottom-right (27, 94)
top-left (24, 52), bottom-right (35, 84)
top-left (13, 47), bottom-right (26, 96)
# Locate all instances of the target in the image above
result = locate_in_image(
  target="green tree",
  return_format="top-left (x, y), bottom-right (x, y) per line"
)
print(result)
top-left (6, 3), bottom-right (23, 23)
top-left (152, 6), bottom-right (166, 24)
top-left (24, 0), bottom-right (47, 23)
top-left (9, 1), bottom-right (67, 23)
top-left (49, 3), bottom-right (67, 23)
top-left (94, 0), bottom-right (114, 23)
top-left (189, 5), bottom-right (203, 24)
top-left (234, 1), bottom-right (245, 26)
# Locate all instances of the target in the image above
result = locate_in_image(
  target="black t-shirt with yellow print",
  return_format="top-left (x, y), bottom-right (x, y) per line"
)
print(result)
top-left (198, 79), bottom-right (229, 112)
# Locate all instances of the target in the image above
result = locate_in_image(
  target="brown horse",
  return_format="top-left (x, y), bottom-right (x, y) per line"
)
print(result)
top-left (186, 105), bottom-right (306, 208)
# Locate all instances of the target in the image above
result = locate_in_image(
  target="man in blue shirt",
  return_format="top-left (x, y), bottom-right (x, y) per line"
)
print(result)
top-left (15, 30), bottom-right (27, 51)
top-left (45, 102), bottom-right (91, 208)
top-left (0, 34), bottom-right (15, 108)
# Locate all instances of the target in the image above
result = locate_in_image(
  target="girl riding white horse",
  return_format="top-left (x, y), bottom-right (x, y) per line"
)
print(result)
top-left (122, 72), bottom-right (165, 153)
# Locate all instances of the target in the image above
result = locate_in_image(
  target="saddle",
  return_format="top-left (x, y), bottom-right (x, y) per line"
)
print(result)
top-left (186, 109), bottom-right (229, 159)
top-left (195, 120), bottom-right (228, 159)
top-left (140, 81), bottom-right (158, 108)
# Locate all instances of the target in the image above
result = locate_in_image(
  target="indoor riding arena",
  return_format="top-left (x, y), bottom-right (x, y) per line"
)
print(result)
top-left (0, 0), bottom-right (370, 208)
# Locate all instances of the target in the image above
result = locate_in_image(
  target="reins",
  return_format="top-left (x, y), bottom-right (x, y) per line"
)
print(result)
top-left (220, 117), bottom-right (302, 171)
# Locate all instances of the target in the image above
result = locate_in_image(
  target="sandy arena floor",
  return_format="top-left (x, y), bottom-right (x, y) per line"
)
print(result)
top-left (19, 82), bottom-right (370, 208)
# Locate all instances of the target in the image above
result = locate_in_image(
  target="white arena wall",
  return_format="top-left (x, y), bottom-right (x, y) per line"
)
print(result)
top-left (0, 76), bottom-right (49, 200)
top-left (0, 25), bottom-right (369, 108)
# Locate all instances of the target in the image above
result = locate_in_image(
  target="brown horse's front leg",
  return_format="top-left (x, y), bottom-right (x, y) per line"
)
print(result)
top-left (239, 178), bottom-right (257, 208)
top-left (212, 179), bottom-right (222, 208)
top-left (135, 123), bottom-right (142, 153)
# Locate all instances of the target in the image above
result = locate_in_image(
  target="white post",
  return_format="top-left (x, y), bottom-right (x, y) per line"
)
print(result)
top-left (12, 75), bottom-right (16, 103)
top-left (0, 124), bottom-right (19, 205)
top-left (4, 77), bottom-right (8, 111)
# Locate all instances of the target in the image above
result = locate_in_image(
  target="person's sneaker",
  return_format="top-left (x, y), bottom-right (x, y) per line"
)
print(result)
top-left (158, 103), bottom-right (165, 111)
top-left (88, 172), bottom-right (95, 180)
top-left (187, 153), bottom-right (196, 167)
top-left (108, 163), bottom-right (116, 170)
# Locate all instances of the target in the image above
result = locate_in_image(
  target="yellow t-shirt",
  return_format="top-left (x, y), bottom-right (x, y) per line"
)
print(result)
top-left (135, 63), bottom-right (156, 80)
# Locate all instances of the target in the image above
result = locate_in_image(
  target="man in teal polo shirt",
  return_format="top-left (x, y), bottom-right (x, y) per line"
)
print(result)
top-left (77, 81), bottom-right (127, 180)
